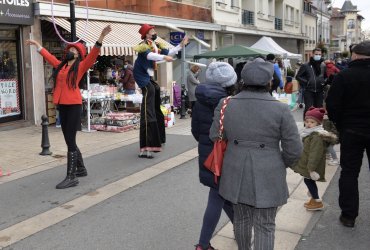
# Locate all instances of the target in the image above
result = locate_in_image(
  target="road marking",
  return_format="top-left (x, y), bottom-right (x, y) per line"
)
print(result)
top-left (0, 148), bottom-right (198, 248)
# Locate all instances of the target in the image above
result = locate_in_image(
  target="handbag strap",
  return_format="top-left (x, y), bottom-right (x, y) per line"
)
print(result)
top-left (218, 96), bottom-right (231, 139)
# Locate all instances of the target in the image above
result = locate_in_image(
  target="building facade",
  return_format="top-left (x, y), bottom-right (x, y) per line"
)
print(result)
top-left (212, 0), bottom-right (305, 58)
top-left (330, 0), bottom-right (363, 58)
top-left (1, 0), bottom-right (220, 129)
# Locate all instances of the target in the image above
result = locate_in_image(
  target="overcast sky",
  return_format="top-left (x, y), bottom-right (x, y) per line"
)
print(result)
top-left (332, 0), bottom-right (370, 30)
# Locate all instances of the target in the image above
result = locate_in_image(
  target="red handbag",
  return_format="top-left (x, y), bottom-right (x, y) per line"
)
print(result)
top-left (204, 96), bottom-right (231, 183)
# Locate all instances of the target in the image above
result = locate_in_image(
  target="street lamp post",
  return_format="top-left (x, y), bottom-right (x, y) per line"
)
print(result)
top-left (69, 0), bottom-right (77, 42)
top-left (180, 44), bottom-right (187, 119)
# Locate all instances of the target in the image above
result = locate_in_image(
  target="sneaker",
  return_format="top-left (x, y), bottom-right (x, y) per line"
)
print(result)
top-left (328, 159), bottom-right (339, 166)
top-left (305, 199), bottom-right (324, 211)
top-left (195, 244), bottom-right (215, 250)
top-left (304, 198), bottom-right (314, 207)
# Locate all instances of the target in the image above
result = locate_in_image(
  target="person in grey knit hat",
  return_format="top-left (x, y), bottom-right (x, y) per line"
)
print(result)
top-left (209, 56), bottom-right (302, 250)
top-left (241, 57), bottom-right (274, 87)
top-left (206, 62), bottom-right (237, 88)
top-left (191, 61), bottom-right (236, 250)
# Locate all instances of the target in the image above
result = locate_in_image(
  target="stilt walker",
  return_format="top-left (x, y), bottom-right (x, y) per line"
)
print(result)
top-left (133, 24), bottom-right (188, 158)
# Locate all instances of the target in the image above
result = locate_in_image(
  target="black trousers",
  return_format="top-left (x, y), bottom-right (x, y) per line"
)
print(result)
top-left (139, 81), bottom-right (163, 152)
top-left (339, 130), bottom-right (370, 219)
top-left (59, 104), bottom-right (82, 152)
top-left (303, 90), bottom-right (324, 119)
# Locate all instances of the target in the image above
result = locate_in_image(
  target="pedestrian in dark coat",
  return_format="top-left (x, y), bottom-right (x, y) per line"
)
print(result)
top-left (191, 62), bottom-right (236, 250)
top-left (210, 58), bottom-right (302, 250)
top-left (296, 48), bottom-right (327, 118)
top-left (326, 40), bottom-right (370, 228)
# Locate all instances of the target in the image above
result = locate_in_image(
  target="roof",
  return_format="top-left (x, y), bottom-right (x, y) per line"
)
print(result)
top-left (341, 0), bottom-right (358, 12)
top-left (251, 36), bottom-right (302, 59)
top-left (193, 45), bottom-right (269, 59)
top-left (42, 17), bottom-right (173, 56)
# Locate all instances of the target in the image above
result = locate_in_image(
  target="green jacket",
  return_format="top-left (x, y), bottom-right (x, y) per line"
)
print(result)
top-left (292, 131), bottom-right (337, 182)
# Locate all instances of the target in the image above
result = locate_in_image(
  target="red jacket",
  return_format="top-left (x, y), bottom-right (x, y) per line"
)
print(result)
top-left (40, 46), bottom-right (100, 105)
top-left (325, 61), bottom-right (340, 78)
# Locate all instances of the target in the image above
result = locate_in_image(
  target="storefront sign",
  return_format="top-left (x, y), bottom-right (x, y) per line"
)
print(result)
top-left (0, 0), bottom-right (34, 25)
top-left (170, 31), bottom-right (185, 46)
top-left (0, 79), bottom-right (20, 117)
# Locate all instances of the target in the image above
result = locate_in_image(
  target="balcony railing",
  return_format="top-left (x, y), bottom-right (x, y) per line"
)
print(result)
top-left (275, 17), bottom-right (283, 30)
top-left (284, 19), bottom-right (294, 26)
top-left (242, 9), bottom-right (255, 26)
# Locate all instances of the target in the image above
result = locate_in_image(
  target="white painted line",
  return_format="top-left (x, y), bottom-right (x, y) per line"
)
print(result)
top-left (0, 148), bottom-right (198, 248)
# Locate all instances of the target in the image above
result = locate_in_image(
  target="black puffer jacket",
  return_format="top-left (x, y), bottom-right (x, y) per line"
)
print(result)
top-left (326, 58), bottom-right (370, 135)
top-left (191, 83), bottom-right (228, 189)
top-left (296, 59), bottom-right (326, 93)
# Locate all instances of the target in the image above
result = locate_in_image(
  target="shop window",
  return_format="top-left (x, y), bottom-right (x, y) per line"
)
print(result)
top-left (0, 28), bottom-right (21, 122)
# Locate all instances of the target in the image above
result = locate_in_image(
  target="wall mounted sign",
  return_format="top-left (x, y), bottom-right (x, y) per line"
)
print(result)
top-left (0, 0), bottom-right (34, 25)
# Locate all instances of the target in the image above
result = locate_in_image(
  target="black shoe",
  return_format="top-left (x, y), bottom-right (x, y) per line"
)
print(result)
top-left (339, 215), bottom-right (355, 228)
top-left (56, 151), bottom-right (79, 189)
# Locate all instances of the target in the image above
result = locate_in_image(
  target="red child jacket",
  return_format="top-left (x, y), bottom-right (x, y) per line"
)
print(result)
top-left (40, 45), bottom-right (100, 105)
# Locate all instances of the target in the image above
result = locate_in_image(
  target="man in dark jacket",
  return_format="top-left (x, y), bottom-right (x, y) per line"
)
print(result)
top-left (326, 41), bottom-right (370, 228)
top-left (296, 48), bottom-right (326, 118)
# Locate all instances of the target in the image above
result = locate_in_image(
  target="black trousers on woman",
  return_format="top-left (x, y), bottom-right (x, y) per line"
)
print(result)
top-left (140, 81), bottom-right (163, 152)
top-left (59, 104), bottom-right (82, 152)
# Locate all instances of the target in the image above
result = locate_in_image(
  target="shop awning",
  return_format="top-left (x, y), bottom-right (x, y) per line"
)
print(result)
top-left (42, 17), bottom-right (173, 56)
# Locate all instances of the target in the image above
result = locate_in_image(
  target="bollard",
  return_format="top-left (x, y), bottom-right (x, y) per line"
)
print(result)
top-left (40, 115), bottom-right (52, 155)
top-left (180, 84), bottom-right (187, 119)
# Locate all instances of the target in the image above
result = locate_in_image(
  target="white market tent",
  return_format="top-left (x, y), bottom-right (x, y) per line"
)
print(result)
top-left (251, 36), bottom-right (302, 59)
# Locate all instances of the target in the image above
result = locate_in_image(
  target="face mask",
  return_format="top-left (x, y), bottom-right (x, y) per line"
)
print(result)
top-left (65, 51), bottom-right (75, 61)
top-left (151, 34), bottom-right (157, 41)
top-left (313, 55), bottom-right (321, 61)
top-left (123, 65), bottom-right (128, 69)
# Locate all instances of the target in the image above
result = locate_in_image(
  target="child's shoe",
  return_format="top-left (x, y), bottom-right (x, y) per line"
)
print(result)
top-left (328, 159), bottom-right (339, 166)
top-left (305, 199), bottom-right (324, 211)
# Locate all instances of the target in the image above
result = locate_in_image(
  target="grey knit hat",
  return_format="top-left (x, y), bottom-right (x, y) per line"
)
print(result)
top-left (241, 58), bottom-right (274, 86)
top-left (205, 62), bottom-right (237, 88)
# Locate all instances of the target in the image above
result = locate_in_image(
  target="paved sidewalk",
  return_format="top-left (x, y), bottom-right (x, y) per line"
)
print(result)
top-left (0, 119), bottom-right (341, 249)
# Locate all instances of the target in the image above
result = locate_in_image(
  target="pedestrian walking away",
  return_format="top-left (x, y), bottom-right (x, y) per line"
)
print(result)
top-left (326, 40), bottom-right (370, 228)
top-left (210, 58), bottom-right (302, 250)
top-left (191, 62), bottom-right (236, 250)
top-left (292, 107), bottom-right (337, 211)
top-left (133, 23), bottom-right (188, 159)
top-left (26, 25), bottom-right (112, 189)
top-left (296, 48), bottom-right (327, 119)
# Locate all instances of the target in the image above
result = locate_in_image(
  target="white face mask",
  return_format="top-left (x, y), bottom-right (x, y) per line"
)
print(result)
top-left (313, 55), bottom-right (321, 61)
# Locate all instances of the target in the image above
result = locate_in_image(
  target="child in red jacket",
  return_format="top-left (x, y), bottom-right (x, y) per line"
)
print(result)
top-left (26, 25), bottom-right (112, 189)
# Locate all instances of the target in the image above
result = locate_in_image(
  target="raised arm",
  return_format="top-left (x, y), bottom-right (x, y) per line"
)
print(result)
top-left (80, 25), bottom-right (112, 73)
top-left (26, 39), bottom-right (61, 68)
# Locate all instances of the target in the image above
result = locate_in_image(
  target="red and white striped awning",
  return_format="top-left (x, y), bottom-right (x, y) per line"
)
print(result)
top-left (42, 17), bottom-right (172, 56)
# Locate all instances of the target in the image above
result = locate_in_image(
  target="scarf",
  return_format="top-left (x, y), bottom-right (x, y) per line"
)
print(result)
top-left (300, 125), bottom-right (325, 139)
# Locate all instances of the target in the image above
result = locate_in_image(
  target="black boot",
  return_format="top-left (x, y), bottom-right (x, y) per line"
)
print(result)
top-left (75, 147), bottom-right (87, 177)
top-left (56, 151), bottom-right (79, 189)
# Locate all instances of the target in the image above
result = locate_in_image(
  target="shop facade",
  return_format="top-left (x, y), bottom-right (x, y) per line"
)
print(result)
top-left (0, 2), bottom-right (34, 129)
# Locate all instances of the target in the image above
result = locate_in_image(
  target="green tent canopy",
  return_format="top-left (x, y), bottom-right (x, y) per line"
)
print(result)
top-left (193, 45), bottom-right (270, 59)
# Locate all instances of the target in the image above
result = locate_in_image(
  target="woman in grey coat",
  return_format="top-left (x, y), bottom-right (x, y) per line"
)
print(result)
top-left (210, 58), bottom-right (302, 250)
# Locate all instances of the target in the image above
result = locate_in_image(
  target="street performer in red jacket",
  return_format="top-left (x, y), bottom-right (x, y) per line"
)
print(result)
top-left (26, 25), bottom-right (112, 189)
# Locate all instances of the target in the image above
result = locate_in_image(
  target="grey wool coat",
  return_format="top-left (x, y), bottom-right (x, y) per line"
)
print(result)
top-left (209, 91), bottom-right (303, 208)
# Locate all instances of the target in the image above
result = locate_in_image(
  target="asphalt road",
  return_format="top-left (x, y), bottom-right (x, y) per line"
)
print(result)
top-left (1, 134), bottom-right (229, 250)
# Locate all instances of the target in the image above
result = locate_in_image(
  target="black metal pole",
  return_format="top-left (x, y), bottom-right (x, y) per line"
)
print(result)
top-left (40, 115), bottom-right (52, 156)
top-left (70, 0), bottom-right (76, 42)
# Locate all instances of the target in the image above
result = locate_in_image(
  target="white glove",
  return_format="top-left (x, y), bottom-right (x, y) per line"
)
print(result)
top-left (310, 171), bottom-right (320, 181)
